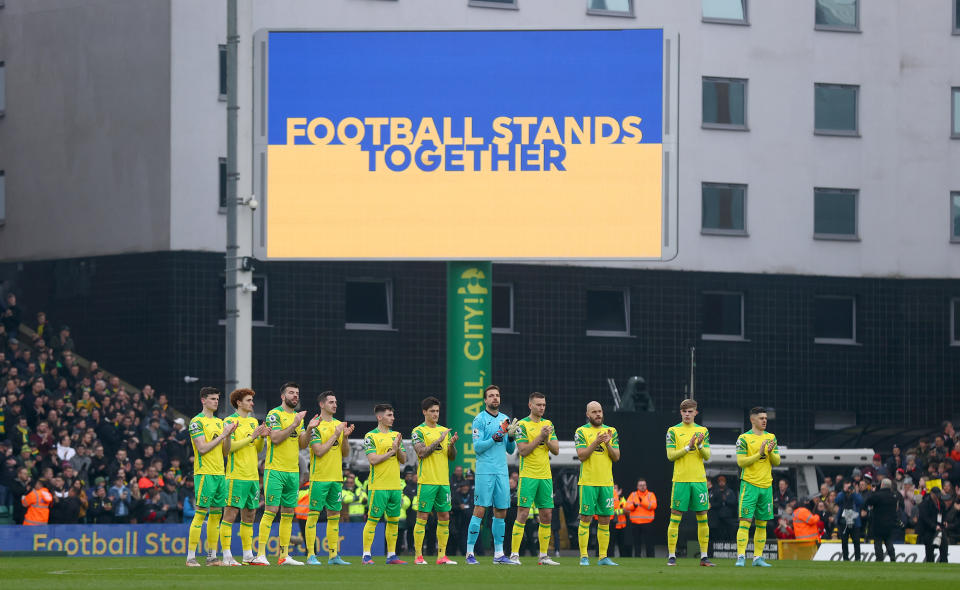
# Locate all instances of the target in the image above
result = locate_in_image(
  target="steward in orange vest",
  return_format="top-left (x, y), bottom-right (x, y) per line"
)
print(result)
top-left (624, 485), bottom-right (657, 525)
top-left (22, 482), bottom-right (54, 526)
top-left (792, 505), bottom-right (822, 541)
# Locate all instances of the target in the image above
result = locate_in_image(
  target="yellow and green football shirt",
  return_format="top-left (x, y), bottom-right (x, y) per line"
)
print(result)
top-left (411, 423), bottom-right (451, 486)
top-left (309, 418), bottom-right (345, 482)
top-left (665, 422), bottom-right (710, 482)
top-left (574, 424), bottom-right (619, 486)
top-left (517, 417), bottom-right (558, 480)
top-left (736, 429), bottom-right (779, 488)
top-left (189, 413), bottom-right (225, 476)
top-left (224, 412), bottom-right (262, 481)
top-left (364, 428), bottom-right (403, 491)
top-left (264, 406), bottom-right (303, 473)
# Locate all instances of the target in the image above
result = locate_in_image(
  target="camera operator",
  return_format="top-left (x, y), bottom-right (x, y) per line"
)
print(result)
top-left (835, 480), bottom-right (863, 561)
top-left (864, 478), bottom-right (900, 562)
top-left (917, 487), bottom-right (948, 563)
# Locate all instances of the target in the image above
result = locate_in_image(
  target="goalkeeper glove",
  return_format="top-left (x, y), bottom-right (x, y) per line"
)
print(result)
top-left (506, 418), bottom-right (520, 438)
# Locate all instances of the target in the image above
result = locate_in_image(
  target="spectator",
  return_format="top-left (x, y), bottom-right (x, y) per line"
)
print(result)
top-left (864, 478), bottom-right (900, 562)
top-left (836, 480), bottom-right (863, 561)
top-left (944, 493), bottom-right (959, 545)
top-left (87, 481), bottom-right (114, 524)
top-left (141, 418), bottom-right (162, 446)
top-left (107, 475), bottom-right (131, 521)
top-left (774, 514), bottom-right (794, 539)
top-left (9, 466), bottom-right (32, 524)
top-left (774, 478), bottom-right (795, 513)
top-left (156, 479), bottom-right (181, 523)
top-left (52, 326), bottom-right (75, 355)
top-left (918, 488), bottom-right (948, 563)
top-left (1, 293), bottom-right (22, 335)
top-left (55, 433), bottom-right (76, 462)
top-left (451, 479), bottom-right (474, 556)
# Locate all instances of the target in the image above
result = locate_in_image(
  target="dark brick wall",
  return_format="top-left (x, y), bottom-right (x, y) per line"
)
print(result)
top-left (5, 253), bottom-right (959, 446)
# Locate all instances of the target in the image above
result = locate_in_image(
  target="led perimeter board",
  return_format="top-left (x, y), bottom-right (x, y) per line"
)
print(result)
top-left (252, 29), bottom-right (678, 260)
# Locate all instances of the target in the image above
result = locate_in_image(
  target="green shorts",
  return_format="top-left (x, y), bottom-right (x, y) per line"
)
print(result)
top-left (367, 489), bottom-right (403, 520)
top-left (671, 481), bottom-right (710, 512)
top-left (519, 477), bottom-right (554, 509)
top-left (195, 474), bottom-right (227, 508)
top-left (579, 485), bottom-right (614, 516)
top-left (310, 481), bottom-right (343, 512)
top-left (263, 469), bottom-right (299, 508)
top-left (738, 481), bottom-right (774, 521)
top-left (227, 479), bottom-right (260, 510)
top-left (417, 484), bottom-right (452, 513)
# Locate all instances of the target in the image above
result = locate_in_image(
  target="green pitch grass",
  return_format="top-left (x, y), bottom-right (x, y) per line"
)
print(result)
top-left (1, 556), bottom-right (955, 588)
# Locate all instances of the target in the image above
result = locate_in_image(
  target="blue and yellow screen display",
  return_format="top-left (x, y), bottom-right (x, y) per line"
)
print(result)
top-left (265, 29), bottom-right (664, 259)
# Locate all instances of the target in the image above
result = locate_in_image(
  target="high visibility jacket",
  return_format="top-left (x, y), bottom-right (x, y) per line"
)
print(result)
top-left (613, 490), bottom-right (627, 529)
top-left (342, 487), bottom-right (366, 519)
top-left (295, 488), bottom-right (310, 520)
top-left (624, 490), bottom-right (657, 524)
top-left (22, 487), bottom-right (53, 525)
top-left (793, 506), bottom-right (821, 541)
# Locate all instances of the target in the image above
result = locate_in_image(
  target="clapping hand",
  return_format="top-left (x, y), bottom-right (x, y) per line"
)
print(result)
top-left (343, 423), bottom-right (356, 437)
top-left (307, 415), bottom-right (322, 430)
top-left (449, 431), bottom-right (459, 444)
top-left (293, 411), bottom-right (307, 427)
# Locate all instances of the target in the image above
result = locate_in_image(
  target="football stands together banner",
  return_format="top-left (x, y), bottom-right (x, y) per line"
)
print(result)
top-left (257, 29), bottom-right (666, 259)
top-left (0, 523), bottom-right (383, 556)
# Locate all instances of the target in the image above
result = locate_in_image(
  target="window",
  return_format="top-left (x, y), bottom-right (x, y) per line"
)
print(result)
top-left (468, 0), bottom-right (518, 9)
top-left (491, 283), bottom-right (515, 333)
top-left (951, 192), bottom-right (960, 242)
top-left (586, 288), bottom-right (629, 336)
top-left (814, 188), bottom-right (858, 240)
top-left (219, 158), bottom-right (227, 210)
top-left (952, 88), bottom-right (960, 138)
top-left (251, 276), bottom-right (267, 324)
top-left (702, 292), bottom-right (744, 340)
top-left (218, 45), bottom-right (227, 101)
top-left (0, 61), bottom-right (5, 116)
top-left (814, 295), bottom-right (856, 344)
top-left (0, 171), bottom-right (5, 226)
top-left (702, 183), bottom-right (747, 235)
top-left (815, 0), bottom-right (859, 31)
top-left (345, 280), bottom-right (393, 330)
top-left (815, 83), bottom-right (859, 135)
top-left (952, 298), bottom-right (960, 345)
top-left (702, 77), bottom-right (747, 130)
top-left (218, 275), bottom-right (269, 326)
top-left (587, 0), bottom-right (634, 16)
top-left (702, 0), bottom-right (747, 24)
top-left (955, 0), bottom-right (960, 34)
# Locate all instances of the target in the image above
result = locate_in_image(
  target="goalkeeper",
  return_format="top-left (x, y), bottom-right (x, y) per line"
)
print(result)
top-left (466, 385), bottom-right (519, 565)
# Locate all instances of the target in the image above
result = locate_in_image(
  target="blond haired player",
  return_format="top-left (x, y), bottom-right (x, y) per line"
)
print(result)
top-left (664, 398), bottom-right (713, 567)
top-left (574, 401), bottom-right (620, 566)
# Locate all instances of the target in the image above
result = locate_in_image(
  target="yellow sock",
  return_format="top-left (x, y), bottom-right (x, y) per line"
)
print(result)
top-left (326, 514), bottom-right (341, 557)
top-left (511, 520), bottom-right (525, 556)
top-left (597, 522), bottom-right (610, 559)
top-left (696, 514), bottom-right (709, 556)
top-left (578, 520), bottom-right (590, 558)
top-left (385, 517), bottom-right (399, 556)
top-left (538, 523), bottom-right (551, 556)
top-left (257, 510), bottom-right (276, 557)
top-left (239, 522), bottom-right (254, 555)
top-left (736, 520), bottom-right (750, 557)
top-left (278, 513), bottom-right (293, 558)
top-left (667, 514), bottom-right (681, 555)
top-left (306, 511), bottom-right (320, 557)
top-left (436, 519), bottom-right (449, 558)
top-left (753, 521), bottom-right (767, 559)
top-left (219, 519), bottom-right (233, 557)
top-left (187, 508), bottom-right (208, 558)
top-left (206, 510), bottom-right (222, 555)
top-left (362, 518), bottom-right (377, 555)
top-left (414, 517), bottom-right (427, 558)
